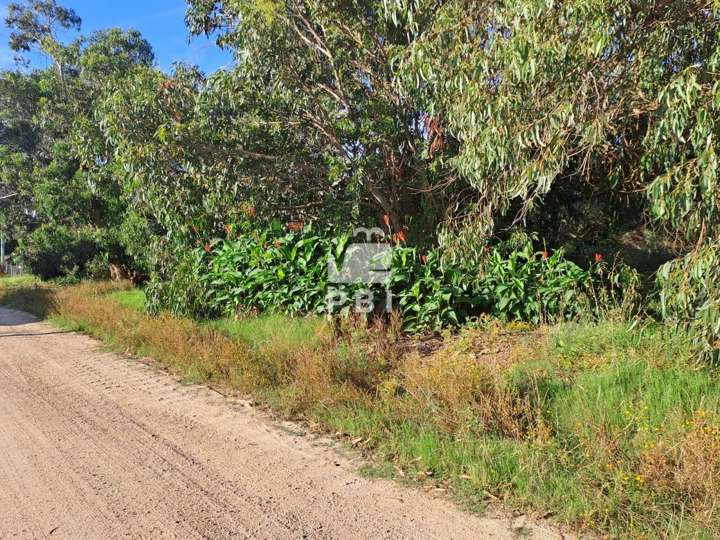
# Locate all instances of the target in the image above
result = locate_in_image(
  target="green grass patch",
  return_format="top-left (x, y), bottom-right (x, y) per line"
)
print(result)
top-left (108, 289), bottom-right (147, 311)
top-left (207, 312), bottom-right (326, 353)
top-left (0, 275), bottom-right (38, 288)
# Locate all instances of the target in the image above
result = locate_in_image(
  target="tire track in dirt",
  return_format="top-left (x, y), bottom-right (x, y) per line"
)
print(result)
top-left (0, 307), bottom-right (566, 539)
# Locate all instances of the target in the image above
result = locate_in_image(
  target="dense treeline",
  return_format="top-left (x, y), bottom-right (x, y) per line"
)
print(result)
top-left (0, 1), bottom-right (718, 354)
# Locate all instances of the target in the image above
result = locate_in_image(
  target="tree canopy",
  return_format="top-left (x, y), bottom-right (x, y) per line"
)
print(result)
top-left (1, 0), bottom-right (719, 350)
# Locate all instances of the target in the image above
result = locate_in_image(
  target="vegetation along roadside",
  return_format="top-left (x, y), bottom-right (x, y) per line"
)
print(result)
top-left (2, 278), bottom-right (719, 539)
top-left (2, 0), bottom-right (720, 538)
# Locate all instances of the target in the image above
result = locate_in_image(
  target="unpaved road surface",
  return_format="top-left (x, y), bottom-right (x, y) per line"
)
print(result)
top-left (0, 307), bottom-right (564, 539)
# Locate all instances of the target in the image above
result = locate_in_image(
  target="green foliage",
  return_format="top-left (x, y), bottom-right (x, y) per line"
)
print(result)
top-left (386, 0), bottom-right (720, 350)
top-left (478, 244), bottom-right (591, 324)
top-left (3, 0), bottom-right (720, 356)
top-left (657, 243), bottom-right (720, 361)
top-left (15, 223), bottom-right (101, 280)
top-left (185, 0), bottom-right (448, 235)
top-left (155, 223), bottom-right (593, 331)
top-left (202, 224), bottom-right (337, 316)
top-left (144, 248), bottom-right (210, 318)
top-left (390, 239), bottom-right (594, 330)
top-left (1, 2), bottom-right (155, 281)
top-left (387, 247), bottom-right (478, 332)
top-left (389, 0), bottom-right (719, 229)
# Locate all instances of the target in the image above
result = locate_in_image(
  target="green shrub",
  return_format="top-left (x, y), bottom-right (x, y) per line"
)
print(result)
top-left (145, 247), bottom-right (211, 318)
top-left (387, 247), bottom-right (480, 332)
top-left (14, 218), bottom-right (150, 282)
top-left (657, 242), bottom-right (720, 361)
top-left (202, 223), bottom-right (339, 316)
top-left (15, 224), bottom-right (102, 280)
top-left (154, 223), bottom-right (596, 331)
top-left (477, 243), bottom-right (592, 324)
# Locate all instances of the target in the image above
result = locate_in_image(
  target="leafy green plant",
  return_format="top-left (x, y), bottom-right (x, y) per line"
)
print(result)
top-left (387, 247), bottom-right (479, 332)
top-left (201, 223), bottom-right (337, 316)
top-left (145, 247), bottom-right (212, 318)
top-left (157, 223), bottom-right (596, 332)
top-left (657, 243), bottom-right (720, 361)
top-left (477, 244), bottom-right (591, 324)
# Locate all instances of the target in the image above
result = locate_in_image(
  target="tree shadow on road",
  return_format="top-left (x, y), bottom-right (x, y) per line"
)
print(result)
top-left (0, 286), bottom-right (58, 322)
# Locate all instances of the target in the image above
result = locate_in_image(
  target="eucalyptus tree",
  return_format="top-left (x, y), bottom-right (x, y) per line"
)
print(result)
top-left (386, 0), bottom-right (720, 352)
top-left (185, 0), bottom-right (450, 236)
top-left (2, 0), bottom-right (156, 277)
top-left (5, 0), bottom-right (81, 79)
top-left (99, 64), bottom-right (324, 239)
top-left (0, 70), bottom-right (40, 230)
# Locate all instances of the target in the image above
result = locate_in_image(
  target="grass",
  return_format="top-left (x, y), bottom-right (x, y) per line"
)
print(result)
top-left (107, 289), bottom-right (147, 311)
top-left (0, 277), bottom-right (57, 317)
top-left (0, 275), bottom-right (38, 288)
top-left (207, 313), bottom-right (326, 354)
top-left (105, 289), bottom-right (324, 355)
top-left (1, 281), bottom-right (719, 538)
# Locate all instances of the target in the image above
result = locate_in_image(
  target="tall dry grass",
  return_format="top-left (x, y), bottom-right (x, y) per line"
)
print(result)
top-left (1, 282), bottom-right (253, 388)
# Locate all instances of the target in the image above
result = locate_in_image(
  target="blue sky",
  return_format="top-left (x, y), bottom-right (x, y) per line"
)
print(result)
top-left (0, 1), bottom-right (234, 73)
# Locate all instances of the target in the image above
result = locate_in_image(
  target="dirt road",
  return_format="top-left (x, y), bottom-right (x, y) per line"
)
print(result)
top-left (0, 307), bottom-right (563, 539)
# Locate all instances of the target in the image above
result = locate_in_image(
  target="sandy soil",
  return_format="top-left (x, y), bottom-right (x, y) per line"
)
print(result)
top-left (0, 307), bottom-right (566, 539)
